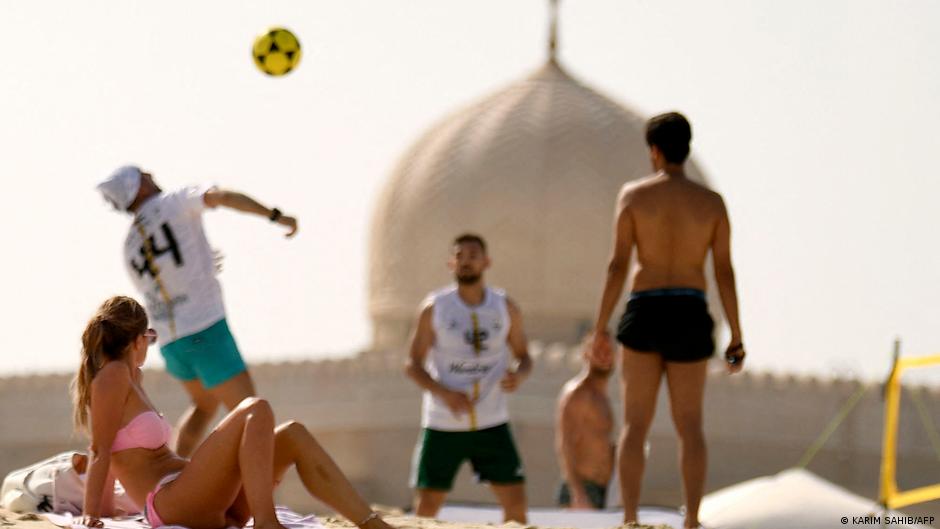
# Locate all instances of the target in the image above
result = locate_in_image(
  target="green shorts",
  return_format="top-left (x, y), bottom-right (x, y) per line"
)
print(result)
top-left (160, 318), bottom-right (246, 389)
top-left (411, 423), bottom-right (525, 490)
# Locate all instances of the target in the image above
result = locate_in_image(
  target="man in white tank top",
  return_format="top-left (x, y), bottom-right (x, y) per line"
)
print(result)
top-left (97, 165), bottom-right (298, 457)
top-left (404, 234), bottom-right (532, 523)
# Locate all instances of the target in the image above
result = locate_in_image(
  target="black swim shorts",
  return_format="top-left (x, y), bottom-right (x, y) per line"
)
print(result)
top-left (616, 288), bottom-right (715, 363)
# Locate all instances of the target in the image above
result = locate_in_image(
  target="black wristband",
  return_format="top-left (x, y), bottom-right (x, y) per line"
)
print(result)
top-left (269, 208), bottom-right (282, 222)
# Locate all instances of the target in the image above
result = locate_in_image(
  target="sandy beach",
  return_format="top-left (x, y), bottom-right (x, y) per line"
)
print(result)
top-left (1, 510), bottom-right (56, 529)
top-left (0, 508), bottom-right (671, 529)
top-left (322, 514), bottom-right (669, 529)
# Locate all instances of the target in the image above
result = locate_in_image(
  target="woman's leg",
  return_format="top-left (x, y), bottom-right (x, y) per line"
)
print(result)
top-left (154, 398), bottom-right (284, 529)
top-left (213, 419), bottom-right (395, 529)
top-left (271, 421), bottom-right (393, 529)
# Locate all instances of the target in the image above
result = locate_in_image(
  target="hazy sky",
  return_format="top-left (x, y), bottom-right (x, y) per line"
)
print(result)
top-left (1, 0), bottom-right (938, 384)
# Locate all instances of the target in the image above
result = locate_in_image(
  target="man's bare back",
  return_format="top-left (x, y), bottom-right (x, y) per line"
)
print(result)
top-left (556, 359), bottom-right (614, 510)
top-left (620, 173), bottom-right (726, 293)
top-left (589, 112), bottom-right (745, 528)
top-left (558, 379), bottom-right (613, 484)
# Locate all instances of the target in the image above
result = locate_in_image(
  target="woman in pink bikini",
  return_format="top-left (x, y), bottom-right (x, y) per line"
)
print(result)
top-left (72, 296), bottom-right (394, 529)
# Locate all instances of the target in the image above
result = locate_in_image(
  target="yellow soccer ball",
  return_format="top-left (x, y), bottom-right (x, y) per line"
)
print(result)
top-left (252, 27), bottom-right (302, 76)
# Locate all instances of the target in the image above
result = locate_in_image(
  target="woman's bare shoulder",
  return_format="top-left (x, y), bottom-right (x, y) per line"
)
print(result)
top-left (92, 362), bottom-right (132, 392)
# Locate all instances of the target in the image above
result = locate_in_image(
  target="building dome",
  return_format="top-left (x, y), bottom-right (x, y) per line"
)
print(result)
top-left (368, 60), bottom-right (709, 348)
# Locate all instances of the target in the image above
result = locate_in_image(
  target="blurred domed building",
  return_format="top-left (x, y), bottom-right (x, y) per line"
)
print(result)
top-left (368, 57), bottom-right (710, 348)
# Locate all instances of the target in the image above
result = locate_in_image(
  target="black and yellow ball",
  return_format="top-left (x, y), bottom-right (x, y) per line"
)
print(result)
top-left (252, 27), bottom-right (301, 76)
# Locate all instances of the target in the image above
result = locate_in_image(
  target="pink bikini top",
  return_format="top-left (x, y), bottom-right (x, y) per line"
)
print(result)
top-left (111, 411), bottom-right (172, 453)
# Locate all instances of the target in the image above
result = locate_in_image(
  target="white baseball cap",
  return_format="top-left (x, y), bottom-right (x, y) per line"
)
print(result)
top-left (97, 165), bottom-right (142, 211)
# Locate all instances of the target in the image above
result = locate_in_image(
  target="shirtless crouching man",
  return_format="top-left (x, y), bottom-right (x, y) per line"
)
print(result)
top-left (588, 112), bottom-right (745, 529)
top-left (555, 345), bottom-right (614, 510)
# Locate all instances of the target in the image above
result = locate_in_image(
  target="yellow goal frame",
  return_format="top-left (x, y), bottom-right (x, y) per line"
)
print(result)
top-left (880, 353), bottom-right (940, 508)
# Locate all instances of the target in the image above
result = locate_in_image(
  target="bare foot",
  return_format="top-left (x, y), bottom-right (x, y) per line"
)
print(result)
top-left (361, 517), bottom-right (395, 529)
top-left (253, 520), bottom-right (290, 529)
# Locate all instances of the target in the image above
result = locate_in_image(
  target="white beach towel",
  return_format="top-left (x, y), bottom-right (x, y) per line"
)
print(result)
top-left (43, 505), bottom-right (325, 529)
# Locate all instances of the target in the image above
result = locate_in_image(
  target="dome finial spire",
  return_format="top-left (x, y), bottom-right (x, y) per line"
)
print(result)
top-left (548, 0), bottom-right (560, 62)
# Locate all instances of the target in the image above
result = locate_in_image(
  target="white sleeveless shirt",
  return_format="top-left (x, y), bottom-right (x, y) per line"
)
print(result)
top-left (422, 285), bottom-right (512, 431)
top-left (123, 186), bottom-right (226, 345)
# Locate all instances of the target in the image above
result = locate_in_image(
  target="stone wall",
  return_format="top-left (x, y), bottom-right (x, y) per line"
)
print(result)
top-left (2, 344), bottom-right (939, 518)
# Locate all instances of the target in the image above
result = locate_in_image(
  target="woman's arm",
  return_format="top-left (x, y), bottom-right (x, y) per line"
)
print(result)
top-left (83, 363), bottom-right (131, 520)
top-left (99, 473), bottom-right (116, 517)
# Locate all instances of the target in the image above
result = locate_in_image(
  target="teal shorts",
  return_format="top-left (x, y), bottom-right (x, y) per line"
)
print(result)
top-left (160, 318), bottom-right (246, 389)
top-left (411, 423), bottom-right (525, 490)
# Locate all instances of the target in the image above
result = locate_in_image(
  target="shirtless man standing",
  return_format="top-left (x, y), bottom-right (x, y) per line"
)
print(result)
top-left (555, 346), bottom-right (614, 510)
top-left (587, 112), bottom-right (745, 529)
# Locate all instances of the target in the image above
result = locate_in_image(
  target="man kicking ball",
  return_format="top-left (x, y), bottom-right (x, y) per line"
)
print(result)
top-left (97, 165), bottom-right (298, 457)
top-left (404, 234), bottom-right (532, 523)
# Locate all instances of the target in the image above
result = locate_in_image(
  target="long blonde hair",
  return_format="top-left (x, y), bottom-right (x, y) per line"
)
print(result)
top-left (71, 296), bottom-right (148, 432)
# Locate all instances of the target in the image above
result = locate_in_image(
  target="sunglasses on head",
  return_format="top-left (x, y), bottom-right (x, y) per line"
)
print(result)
top-left (143, 329), bottom-right (157, 345)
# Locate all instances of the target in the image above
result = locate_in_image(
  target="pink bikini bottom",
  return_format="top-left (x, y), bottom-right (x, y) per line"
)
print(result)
top-left (144, 472), bottom-right (181, 528)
